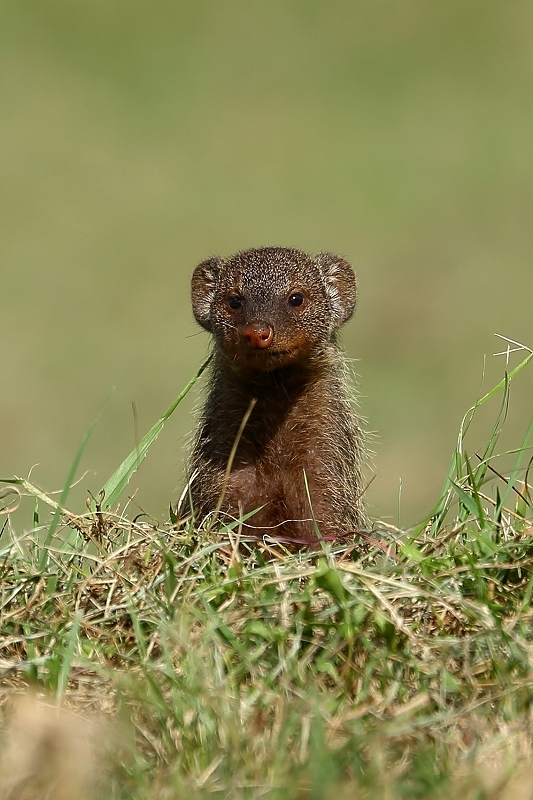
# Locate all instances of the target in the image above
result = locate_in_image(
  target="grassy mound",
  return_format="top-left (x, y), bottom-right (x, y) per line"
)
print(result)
top-left (1, 347), bottom-right (533, 799)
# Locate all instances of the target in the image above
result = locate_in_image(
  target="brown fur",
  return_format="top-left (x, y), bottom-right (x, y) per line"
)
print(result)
top-left (186, 246), bottom-right (368, 545)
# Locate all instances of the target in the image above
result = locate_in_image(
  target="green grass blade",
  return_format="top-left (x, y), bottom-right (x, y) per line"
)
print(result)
top-left (99, 356), bottom-right (211, 510)
top-left (463, 451), bottom-right (485, 527)
top-left (450, 480), bottom-right (479, 520)
top-left (0, 477), bottom-right (62, 514)
top-left (423, 350), bottom-right (533, 535)
top-left (466, 350), bottom-right (533, 419)
top-left (498, 413), bottom-right (533, 513)
top-left (473, 372), bottom-right (510, 487)
top-left (455, 350), bottom-right (532, 475)
top-left (57, 610), bottom-right (83, 701)
top-left (39, 390), bottom-right (113, 569)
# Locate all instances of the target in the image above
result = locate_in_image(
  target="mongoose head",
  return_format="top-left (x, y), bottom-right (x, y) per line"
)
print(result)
top-left (191, 246), bottom-right (357, 371)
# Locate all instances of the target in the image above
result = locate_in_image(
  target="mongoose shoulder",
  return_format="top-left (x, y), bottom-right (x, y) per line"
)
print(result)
top-left (187, 246), bottom-right (368, 544)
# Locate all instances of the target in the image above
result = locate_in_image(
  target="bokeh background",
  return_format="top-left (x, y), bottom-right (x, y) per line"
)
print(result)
top-left (2, 0), bottom-right (532, 528)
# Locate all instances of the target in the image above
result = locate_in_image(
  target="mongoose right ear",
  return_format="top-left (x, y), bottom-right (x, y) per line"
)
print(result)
top-left (191, 257), bottom-right (224, 332)
top-left (314, 252), bottom-right (357, 329)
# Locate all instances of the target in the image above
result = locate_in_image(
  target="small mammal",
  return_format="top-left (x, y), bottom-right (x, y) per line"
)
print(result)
top-left (187, 246), bottom-right (368, 544)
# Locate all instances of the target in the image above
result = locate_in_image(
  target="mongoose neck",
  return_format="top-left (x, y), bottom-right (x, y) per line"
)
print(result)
top-left (212, 344), bottom-right (337, 392)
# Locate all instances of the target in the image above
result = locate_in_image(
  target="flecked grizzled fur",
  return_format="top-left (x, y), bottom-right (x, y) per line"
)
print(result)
top-left (187, 246), bottom-right (368, 545)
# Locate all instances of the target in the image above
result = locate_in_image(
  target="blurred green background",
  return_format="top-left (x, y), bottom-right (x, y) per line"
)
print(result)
top-left (1, 0), bottom-right (532, 527)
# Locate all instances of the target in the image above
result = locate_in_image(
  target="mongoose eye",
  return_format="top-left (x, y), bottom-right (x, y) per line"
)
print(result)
top-left (288, 292), bottom-right (305, 308)
top-left (227, 295), bottom-right (243, 310)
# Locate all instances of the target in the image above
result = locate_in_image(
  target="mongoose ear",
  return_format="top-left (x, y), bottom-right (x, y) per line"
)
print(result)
top-left (191, 257), bottom-right (224, 332)
top-left (314, 252), bottom-right (357, 328)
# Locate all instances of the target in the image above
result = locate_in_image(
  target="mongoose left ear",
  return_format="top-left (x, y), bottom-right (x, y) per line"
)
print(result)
top-left (314, 252), bottom-right (357, 328)
top-left (191, 257), bottom-right (224, 332)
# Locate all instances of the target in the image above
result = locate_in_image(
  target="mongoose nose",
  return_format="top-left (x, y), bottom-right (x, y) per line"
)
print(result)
top-left (242, 322), bottom-right (274, 350)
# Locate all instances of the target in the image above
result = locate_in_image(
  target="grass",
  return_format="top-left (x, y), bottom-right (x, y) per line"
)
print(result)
top-left (1, 346), bottom-right (533, 798)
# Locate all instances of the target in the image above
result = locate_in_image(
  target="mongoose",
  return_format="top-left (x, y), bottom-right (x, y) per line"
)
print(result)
top-left (187, 246), bottom-right (368, 545)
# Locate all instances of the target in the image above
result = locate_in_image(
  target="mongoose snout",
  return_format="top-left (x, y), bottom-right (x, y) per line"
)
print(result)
top-left (186, 246), bottom-right (368, 545)
top-left (242, 322), bottom-right (274, 351)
